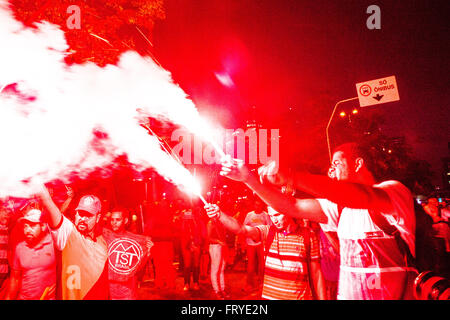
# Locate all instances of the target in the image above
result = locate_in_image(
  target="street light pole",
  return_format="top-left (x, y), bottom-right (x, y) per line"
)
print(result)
top-left (326, 97), bottom-right (359, 163)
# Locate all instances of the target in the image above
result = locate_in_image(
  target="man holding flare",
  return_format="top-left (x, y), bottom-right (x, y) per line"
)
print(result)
top-left (206, 142), bottom-right (416, 300)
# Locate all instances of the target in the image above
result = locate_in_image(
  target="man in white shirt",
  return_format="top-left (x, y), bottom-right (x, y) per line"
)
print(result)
top-left (243, 198), bottom-right (271, 291)
top-left (219, 142), bottom-right (416, 300)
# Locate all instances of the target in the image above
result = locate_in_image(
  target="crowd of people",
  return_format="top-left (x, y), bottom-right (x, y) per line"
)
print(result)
top-left (0, 142), bottom-right (448, 300)
top-left (0, 186), bottom-right (273, 300)
top-left (418, 196), bottom-right (450, 277)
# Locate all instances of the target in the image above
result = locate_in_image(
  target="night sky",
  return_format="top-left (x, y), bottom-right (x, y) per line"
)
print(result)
top-left (152, 0), bottom-right (449, 187)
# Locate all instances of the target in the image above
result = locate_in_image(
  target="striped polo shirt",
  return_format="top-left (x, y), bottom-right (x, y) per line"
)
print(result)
top-left (0, 225), bottom-right (8, 284)
top-left (256, 224), bottom-right (320, 300)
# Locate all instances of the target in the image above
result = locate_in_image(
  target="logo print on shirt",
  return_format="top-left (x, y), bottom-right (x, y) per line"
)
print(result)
top-left (108, 238), bottom-right (143, 275)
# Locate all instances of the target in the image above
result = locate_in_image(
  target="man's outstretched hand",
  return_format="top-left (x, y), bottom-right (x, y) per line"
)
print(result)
top-left (219, 155), bottom-right (250, 182)
top-left (32, 179), bottom-right (51, 201)
top-left (204, 203), bottom-right (221, 219)
top-left (257, 160), bottom-right (286, 186)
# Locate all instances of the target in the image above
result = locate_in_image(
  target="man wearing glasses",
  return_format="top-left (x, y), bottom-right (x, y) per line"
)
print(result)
top-left (39, 188), bottom-right (109, 300)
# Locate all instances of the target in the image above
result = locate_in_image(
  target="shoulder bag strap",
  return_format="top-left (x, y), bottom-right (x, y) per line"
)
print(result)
top-left (367, 209), bottom-right (416, 300)
top-left (367, 209), bottom-right (415, 264)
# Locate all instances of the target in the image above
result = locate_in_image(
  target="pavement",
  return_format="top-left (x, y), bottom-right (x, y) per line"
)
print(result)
top-left (137, 259), bottom-right (262, 300)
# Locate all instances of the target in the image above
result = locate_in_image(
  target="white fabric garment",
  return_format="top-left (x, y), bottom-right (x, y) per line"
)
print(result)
top-left (318, 180), bottom-right (415, 300)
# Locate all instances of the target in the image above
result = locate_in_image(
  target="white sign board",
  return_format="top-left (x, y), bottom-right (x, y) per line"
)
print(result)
top-left (356, 76), bottom-right (400, 107)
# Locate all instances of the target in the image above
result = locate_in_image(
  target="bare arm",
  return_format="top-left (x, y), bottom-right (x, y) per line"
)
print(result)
top-left (244, 172), bottom-right (328, 224)
top-left (290, 172), bottom-right (394, 214)
top-left (310, 260), bottom-right (326, 300)
top-left (37, 185), bottom-right (63, 229)
top-left (59, 187), bottom-right (74, 214)
top-left (259, 162), bottom-right (394, 214)
top-left (220, 157), bottom-right (393, 222)
top-left (139, 236), bottom-right (153, 268)
top-left (144, 237), bottom-right (153, 258)
top-left (5, 269), bottom-right (21, 300)
top-left (204, 204), bottom-right (261, 242)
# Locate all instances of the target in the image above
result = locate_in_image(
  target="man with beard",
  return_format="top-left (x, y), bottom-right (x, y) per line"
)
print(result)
top-left (5, 209), bottom-right (56, 300)
top-left (38, 187), bottom-right (109, 300)
top-left (103, 207), bottom-right (153, 300)
top-left (205, 204), bottom-right (325, 300)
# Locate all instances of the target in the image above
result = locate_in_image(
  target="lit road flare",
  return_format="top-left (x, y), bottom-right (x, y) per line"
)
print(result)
top-left (0, 4), bottom-right (224, 198)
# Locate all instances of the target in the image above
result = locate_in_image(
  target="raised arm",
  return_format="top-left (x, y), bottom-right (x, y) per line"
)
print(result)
top-left (204, 204), bottom-right (261, 242)
top-left (310, 260), bottom-right (326, 300)
top-left (37, 185), bottom-right (63, 229)
top-left (59, 186), bottom-right (74, 214)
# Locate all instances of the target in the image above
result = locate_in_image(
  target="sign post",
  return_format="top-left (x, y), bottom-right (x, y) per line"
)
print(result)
top-left (356, 75), bottom-right (400, 107)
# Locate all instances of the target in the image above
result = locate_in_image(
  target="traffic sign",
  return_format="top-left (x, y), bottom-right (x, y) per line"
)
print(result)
top-left (356, 76), bottom-right (400, 107)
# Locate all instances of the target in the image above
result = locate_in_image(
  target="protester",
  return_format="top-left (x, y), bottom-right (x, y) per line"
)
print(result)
top-left (317, 227), bottom-right (340, 300)
top-left (205, 204), bottom-right (325, 300)
top-left (219, 142), bottom-right (417, 300)
top-left (207, 216), bottom-right (228, 299)
top-left (199, 207), bottom-right (211, 281)
top-left (148, 199), bottom-right (176, 290)
top-left (180, 208), bottom-right (205, 291)
top-left (423, 197), bottom-right (450, 278)
top-left (103, 207), bottom-right (153, 300)
top-left (38, 187), bottom-right (109, 299)
top-left (5, 209), bottom-right (56, 300)
top-left (242, 198), bottom-right (271, 291)
top-left (2, 137), bottom-right (448, 301)
top-left (440, 199), bottom-right (450, 222)
top-left (423, 198), bottom-right (439, 219)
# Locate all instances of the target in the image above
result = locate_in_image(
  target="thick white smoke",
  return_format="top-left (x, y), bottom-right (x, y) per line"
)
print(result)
top-left (0, 3), bottom-right (207, 198)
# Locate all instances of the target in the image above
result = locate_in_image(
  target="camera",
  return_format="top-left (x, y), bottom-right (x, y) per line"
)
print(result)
top-left (414, 271), bottom-right (450, 300)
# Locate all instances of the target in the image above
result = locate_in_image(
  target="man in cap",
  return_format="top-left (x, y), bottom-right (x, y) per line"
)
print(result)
top-left (5, 209), bottom-right (56, 300)
top-left (38, 187), bottom-right (109, 300)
